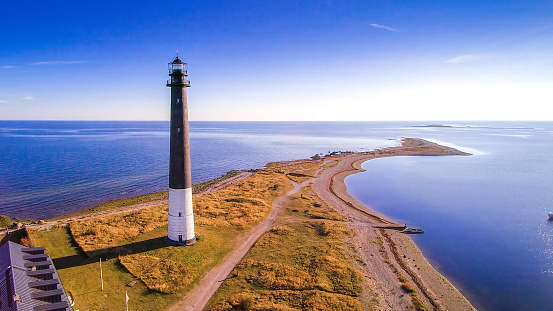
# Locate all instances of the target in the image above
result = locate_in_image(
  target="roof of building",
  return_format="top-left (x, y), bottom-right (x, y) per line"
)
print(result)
top-left (0, 241), bottom-right (72, 311)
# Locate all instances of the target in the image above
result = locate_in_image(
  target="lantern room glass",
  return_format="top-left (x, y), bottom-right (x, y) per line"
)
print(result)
top-left (168, 62), bottom-right (188, 75)
top-left (172, 63), bottom-right (184, 71)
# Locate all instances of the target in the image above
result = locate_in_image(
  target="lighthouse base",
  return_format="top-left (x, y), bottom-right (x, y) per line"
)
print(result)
top-left (167, 188), bottom-right (196, 245)
top-left (164, 235), bottom-right (200, 246)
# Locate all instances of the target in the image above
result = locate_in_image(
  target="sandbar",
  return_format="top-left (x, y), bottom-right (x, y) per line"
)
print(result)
top-left (311, 138), bottom-right (476, 310)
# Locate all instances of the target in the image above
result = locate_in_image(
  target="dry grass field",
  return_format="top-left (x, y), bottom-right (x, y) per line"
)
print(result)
top-left (25, 143), bottom-right (475, 311)
top-left (205, 184), bottom-right (363, 311)
top-left (69, 205), bottom-right (168, 256)
top-left (119, 253), bottom-right (195, 294)
top-left (68, 167), bottom-right (292, 254)
top-left (28, 161), bottom-right (328, 310)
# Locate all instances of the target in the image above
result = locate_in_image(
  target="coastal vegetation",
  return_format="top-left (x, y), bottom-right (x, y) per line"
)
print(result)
top-left (27, 161), bottom-right (330, 311)
top-left (0, 214), bottom-right (11, 228)
top-left (54, 170), bottom-right (244, 220)
top-left (22, 141), bottom-right (474, 311)
top-left (205, 185), bottom-right (363, 311)
top-left (61, 191), bottom-right (169, 219)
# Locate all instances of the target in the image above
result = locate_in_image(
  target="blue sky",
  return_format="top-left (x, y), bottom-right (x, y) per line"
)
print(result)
top-left (1, 0), bottom-right (552, 121)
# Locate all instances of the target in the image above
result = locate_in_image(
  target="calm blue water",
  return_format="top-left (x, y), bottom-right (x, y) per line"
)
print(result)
top-left (0, 121), bottom-right (396, 219)
top-left (1, 120), bottom-right (551, 310)
top-left (345, 122), bottom-right (553, 311)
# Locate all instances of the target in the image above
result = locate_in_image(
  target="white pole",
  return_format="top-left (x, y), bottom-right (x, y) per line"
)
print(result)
top-left (99, 258), bottom-right (104, 291)
top-left (125, 291), bottom-right (129, 311)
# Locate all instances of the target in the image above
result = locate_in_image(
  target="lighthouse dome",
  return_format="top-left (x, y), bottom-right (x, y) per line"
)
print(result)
top-left (172, 57), bottom-right (184, 64)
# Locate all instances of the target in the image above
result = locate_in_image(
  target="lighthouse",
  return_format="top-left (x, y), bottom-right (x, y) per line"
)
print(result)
top-left (166, 55), bottom-right (197, 245)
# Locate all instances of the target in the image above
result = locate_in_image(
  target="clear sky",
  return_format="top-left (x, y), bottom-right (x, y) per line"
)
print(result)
top-left (1, 0), bottom-right (552, 121)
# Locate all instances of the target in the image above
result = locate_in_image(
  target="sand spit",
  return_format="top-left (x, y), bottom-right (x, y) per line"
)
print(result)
top-left (172, 138), bottom-right (475, 311)
top-left (15, 138), bottom-right (475, 310)
top-left (310, 138), bottom-right (475, 311)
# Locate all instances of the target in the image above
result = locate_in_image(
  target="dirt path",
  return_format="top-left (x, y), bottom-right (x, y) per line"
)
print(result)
top-left (167, 179), bottom-right (312, 311)
top-left (18, 139), bottom-right (476, 311)
top-left (166, 138), bottom-right (475, 311)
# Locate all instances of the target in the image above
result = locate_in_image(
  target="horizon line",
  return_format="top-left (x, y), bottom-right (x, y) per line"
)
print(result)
top-left (1, 119), bottom-right (552, 122)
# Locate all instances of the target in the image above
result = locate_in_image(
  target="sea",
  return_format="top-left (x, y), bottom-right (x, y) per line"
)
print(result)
top-left (0, 120), bottom-right (551, 311)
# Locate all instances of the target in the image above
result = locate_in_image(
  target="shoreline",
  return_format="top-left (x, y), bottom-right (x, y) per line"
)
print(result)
top-left (311, 138), bottom-right (475, 310)
top-left (7, 137), bottom-right (477, 310)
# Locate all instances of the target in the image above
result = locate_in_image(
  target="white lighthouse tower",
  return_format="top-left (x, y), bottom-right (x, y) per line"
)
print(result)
top-left (166, 55), bottom-right (197, 245)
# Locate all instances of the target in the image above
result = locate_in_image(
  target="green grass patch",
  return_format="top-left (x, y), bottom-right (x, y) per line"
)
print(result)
top-left (0, 214), bottom-right (11, 228)
top-left (30, 226), bottom-right (159, 311)
top-left (29, 224), bottom-right (241, 311)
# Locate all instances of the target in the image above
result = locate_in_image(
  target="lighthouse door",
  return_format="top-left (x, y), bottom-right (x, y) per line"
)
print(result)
top-left (178, 235), bottom-right (183, 243)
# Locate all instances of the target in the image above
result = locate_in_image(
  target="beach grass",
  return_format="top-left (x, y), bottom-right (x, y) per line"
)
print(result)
top-left (67, 168), bottom-right (291, 254)
top-left (50, 170), bottom-right (245, 221)
top-left (28, 162), bottom-right (331, 310)
top-left (49, 192), bottom-right (169, 221)
top-left (0, 214), bottom-right (11, 228)
top-left (204, 184), bottom-right (363, 311)
top-left (20, 140), bottom-right (478, 311)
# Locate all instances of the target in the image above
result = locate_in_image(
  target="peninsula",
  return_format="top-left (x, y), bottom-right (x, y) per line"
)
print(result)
top-left (12, 138), bottom-right (475, 311)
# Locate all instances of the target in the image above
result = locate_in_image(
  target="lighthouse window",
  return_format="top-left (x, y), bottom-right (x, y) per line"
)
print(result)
top-left (178, 128), bottom-right (181, 133)
top-left (179, 212), bottom-right (182, 217)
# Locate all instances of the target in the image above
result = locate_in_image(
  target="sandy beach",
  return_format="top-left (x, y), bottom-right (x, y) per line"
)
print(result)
top-left (310, 138), bottom-right (476, 310)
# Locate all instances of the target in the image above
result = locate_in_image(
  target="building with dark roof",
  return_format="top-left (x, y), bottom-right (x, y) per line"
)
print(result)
top-left (0, 241), bottom-right (72, 311)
